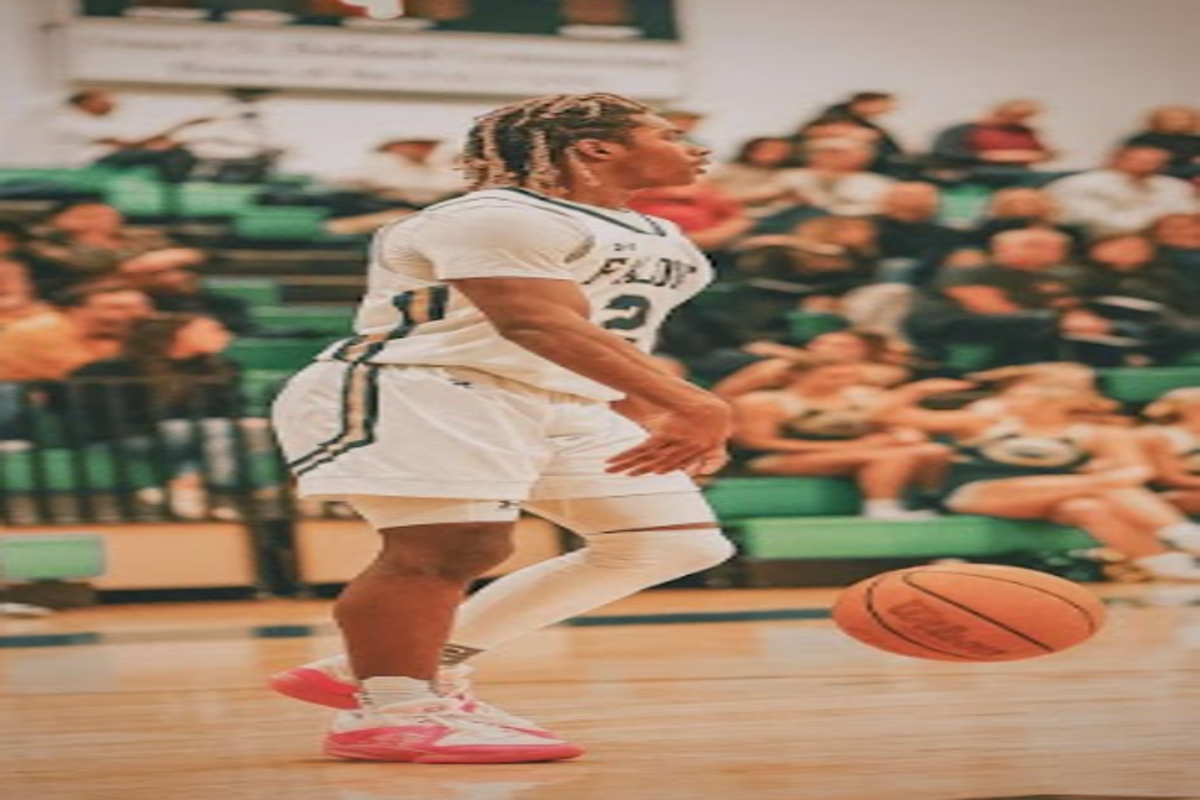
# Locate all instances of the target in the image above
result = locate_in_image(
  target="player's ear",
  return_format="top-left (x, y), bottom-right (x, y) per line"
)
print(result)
top-left (573, 138), bottom-right (620, 161)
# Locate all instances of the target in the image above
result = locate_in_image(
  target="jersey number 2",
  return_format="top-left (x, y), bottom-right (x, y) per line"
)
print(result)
top-left (600, 294), bottom-right (652, 338)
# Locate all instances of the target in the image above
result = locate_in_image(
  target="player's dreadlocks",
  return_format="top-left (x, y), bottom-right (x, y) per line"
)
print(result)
top-left (461, 93), bottom-right (653, 193)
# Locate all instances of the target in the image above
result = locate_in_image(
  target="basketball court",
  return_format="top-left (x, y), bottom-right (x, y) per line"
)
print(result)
top-left (4, 584), bottom-right (1198, 800)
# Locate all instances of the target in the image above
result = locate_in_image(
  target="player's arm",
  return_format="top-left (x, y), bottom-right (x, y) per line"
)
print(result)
top-left (870, 379), bottom-right (987, 435)
top-left (1136, 430), bottom-right (1200, 489)
top-left (449, 276), bottom-right (730, 476)
top-left (731, 393), bottom-right (891, 453)
top-left (1082, 427), bottom-right (1153, 485)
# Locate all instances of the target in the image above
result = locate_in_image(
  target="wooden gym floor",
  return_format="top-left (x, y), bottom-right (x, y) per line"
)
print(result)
top-left (2, 585), bottom-right (1199, 800)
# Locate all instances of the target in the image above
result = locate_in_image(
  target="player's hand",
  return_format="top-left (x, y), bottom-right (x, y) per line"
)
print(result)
top-left (606, 398), bottom-right (732, 476)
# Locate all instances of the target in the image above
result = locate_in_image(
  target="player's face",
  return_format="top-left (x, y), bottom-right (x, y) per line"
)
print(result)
top-left (610, 114), bottom-right (710, 188)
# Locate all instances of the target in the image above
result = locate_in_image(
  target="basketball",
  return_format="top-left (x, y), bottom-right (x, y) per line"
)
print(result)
top-left (832, 564), bottom-right (1107, 661)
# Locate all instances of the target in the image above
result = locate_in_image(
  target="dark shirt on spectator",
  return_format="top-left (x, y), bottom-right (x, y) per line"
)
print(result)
top-left (916, 263), bottom-right (1075, 316)
top-left (872, 216), bottom-right (965, 284)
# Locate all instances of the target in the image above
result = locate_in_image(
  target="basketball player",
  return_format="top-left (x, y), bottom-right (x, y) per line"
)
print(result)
top-left (269, 94), bottom-right (735, 763)
top-left (876, 379), bottom-right (1200, 582)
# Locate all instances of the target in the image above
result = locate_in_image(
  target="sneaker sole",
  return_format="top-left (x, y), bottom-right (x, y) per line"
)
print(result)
top-left (270, 667), bottom-right (358, 709)
top-left (324, 741), bottom-right (584, 764)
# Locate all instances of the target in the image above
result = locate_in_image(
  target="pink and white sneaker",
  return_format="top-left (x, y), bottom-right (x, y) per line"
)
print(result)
top-left (270, 658), bottom-right (555, 736)
top-left (325, 697), bottom-right (583, 764)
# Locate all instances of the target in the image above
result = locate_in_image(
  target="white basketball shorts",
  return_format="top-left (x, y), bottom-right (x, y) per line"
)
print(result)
top-left (271, 361), bottom-right (697, 502)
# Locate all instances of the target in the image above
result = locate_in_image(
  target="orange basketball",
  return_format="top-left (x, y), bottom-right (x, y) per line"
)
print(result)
top-left (831, 563), bottom-right (1106, 662)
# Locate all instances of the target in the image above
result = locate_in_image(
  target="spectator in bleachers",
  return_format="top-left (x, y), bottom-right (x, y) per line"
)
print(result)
top-left (967, 187), bottom-right (1087, 253)
top-left (1121, 106), bottom-right (1200, 181)
top-left (798, 91), bottom-right (905, 175)
top-left (734, 215), bottom-right (880, 313)
top-left (0, 259), bottom-right (55, 331)
top-left (625, 181), bottom-right (753, 255)
top-left (706, 137), bottom-right (811, 218)
top-left (877, 378), bottom-right (1200, 581)
top-left (713, 330), bottom-right (912, 399)
top-left (0, 281), bottom-right (153, 381)
top-left (930, 100), bottom-right (1057, 186)
top-left (339, 136), bottom-right (464, 208)
top-left (872, 182), bottom-right (965, 284)
top-left (27, 200), bottom-right (193, 285)
top-left (1149, 213), bottom-right (1200, 288)
top-left (1046, 146), bottom-right (1199, 236)
top-left (55, 89), bottom-right (203, 182)
top-left (906, 228), bottom-right (1126, 368)
top-left (731, 354), bottom-right (946, 520)
top-left (66, 313), bottom-right (267, 519)
top-left (776, 138), bottom-right (896, 215)
top-left (118, 251), bottom-right (254, 335)
top-left (1140, 388), bottom-right (1200, 522)
top-left (962, 362), bottom-right (1131, 427)
top-left (1058, 233), bottom-right (1200, 363)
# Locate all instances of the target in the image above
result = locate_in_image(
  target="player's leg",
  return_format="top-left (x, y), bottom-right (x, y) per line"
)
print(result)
top-left (273, 492), bottom-right (730, 722)
top-left (1160, 489), bottom-right (1200, 516)
top-left (945, 474), bottom-right (1136, 519)
top-left (1050, 496), bottom-right (1200, 581)
top-left (1097, 487), bottom-right (1200, 555)
top-left (320, 499), bottom-right (583, 763)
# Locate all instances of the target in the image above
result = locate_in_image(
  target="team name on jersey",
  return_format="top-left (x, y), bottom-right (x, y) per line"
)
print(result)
top-left (583, 254), bottom-right (700, 290)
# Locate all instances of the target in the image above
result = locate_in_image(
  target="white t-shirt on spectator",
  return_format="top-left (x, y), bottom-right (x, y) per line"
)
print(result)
top-left (1046, 169), bottom-right (1198, 235)
top-left (776, 169), bottom-right (896, 216)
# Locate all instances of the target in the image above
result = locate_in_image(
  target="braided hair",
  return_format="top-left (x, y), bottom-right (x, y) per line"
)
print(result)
top-left (461, 93), bottom-right (653, 193)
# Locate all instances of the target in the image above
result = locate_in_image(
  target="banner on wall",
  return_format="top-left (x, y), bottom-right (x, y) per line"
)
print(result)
top-left (59, 19), bottom-right (686, 99)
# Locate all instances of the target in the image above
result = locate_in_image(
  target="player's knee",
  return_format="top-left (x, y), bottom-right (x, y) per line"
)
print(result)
top-left (579, 528), bottom-right (734, 574)
top-left (377, 526), bottom-right (513, 582)
top-left (1055, 497), bottom-right (1105, 522)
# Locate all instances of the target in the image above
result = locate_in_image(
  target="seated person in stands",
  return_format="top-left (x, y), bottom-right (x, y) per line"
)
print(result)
top-left (930, 100), bottom-right (1057, 185)
top-left (707, 136), bottom-right (810, 218)
top-left (1140, 389), bottom-right (1200, 520)
top-left (1046, 146), bottom-right (1198, 236)
top-left (0, 220), bottom-right (77, 300)
top-left (877, 378), bottom-right (1200, 581)
top-left (731, 354), bottom-right (946, 520)
top-left (797, 91), bottom-right (905, 174)
top-left (905, 229), bottom-right (1125, 368)
top-left (0, 259), bottom-right (55, 331)
top-left (625, 181), bottom-right (753, 260)
top-left (713, 329), bottom-right (912, 399)
top-left (967, 187), bottom-right (1086, 253)
top-left (776, 138), bottom-right (896, 215)
top-left (65, 313), bottom-right (269, 518)
top-left (27, 200), bottom-right (197, 284)
top-left (734, 215), bottom-right (880, 311)
top-left (1121, 106), bottom-right (1200, 180)
top-left (0, 281), bottom-right (153, 381)
top-left (1149, 213), bottom-right (1200, 289)
top-left (118, 251), bottom-right (254, 335)
top-left (55, 89), bottom-right (202, 183)
top-left (338, 135), bottom-right (464, 209)
top-left (1058, 233), bottom-right (1200, 363)
top-left (871, 182), bottom-right (965, 285)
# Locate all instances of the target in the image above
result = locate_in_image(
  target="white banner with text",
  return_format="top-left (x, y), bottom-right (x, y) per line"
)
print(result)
top-left (60, 19), bottom-right (686, 99)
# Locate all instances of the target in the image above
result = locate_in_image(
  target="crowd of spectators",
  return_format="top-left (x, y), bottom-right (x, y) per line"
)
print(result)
top-left (0, 89), bottom-right (1198, 561)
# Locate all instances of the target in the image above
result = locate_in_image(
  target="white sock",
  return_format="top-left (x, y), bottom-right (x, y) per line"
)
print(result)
top-left (1158, 523), bottom-right (1200, 550)
top-left (1134, 551), bottom-right (1199, 577)
top-left (359, 676), bottom-right (439, 710)
top-left (864, 499), bottom-right (905, 515)
top-left (451, 528), bottom-right (732, 650)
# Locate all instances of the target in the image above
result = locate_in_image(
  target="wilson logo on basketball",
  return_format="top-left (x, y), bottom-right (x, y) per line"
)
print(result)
top-left (887, 599), bottom-right (1008, 658)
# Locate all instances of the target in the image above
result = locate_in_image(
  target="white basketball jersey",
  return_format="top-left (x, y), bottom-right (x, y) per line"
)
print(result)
top-left (317, 188), bottom-right (713, 401)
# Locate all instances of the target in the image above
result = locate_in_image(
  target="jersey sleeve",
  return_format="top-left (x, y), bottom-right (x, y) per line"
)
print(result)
top-left (403, 204), bottom-right (591, 281)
